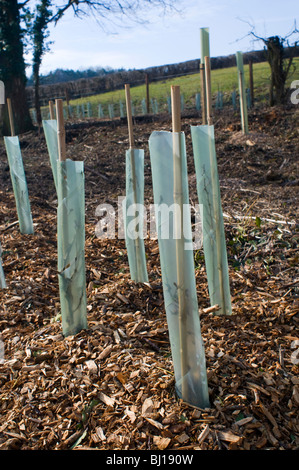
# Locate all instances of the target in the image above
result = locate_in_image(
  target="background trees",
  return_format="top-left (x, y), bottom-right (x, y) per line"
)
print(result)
top-left (264, 35), bottom-right (298, 106)
top-left (247, 23), bottom-right (298, 105)
top-left (29, 0), bottom-right (53, 126)
top-left (0, 0), bottom-right (176, 134)
top-left (1, 1), bottom-right (298, 136)
top-left (0, 0), bottom-right (33, 135)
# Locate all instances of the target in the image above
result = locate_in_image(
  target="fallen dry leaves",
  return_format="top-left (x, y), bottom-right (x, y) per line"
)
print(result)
top-left (0, 104), bottom-right (298, 450)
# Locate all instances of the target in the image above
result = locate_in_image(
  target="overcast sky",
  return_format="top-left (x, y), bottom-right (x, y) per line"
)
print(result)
top-left (35, 0), bottom-right (298, 75)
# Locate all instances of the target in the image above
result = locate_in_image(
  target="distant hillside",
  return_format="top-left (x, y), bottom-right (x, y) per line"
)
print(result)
top-left (26, 66), bottom-right (126, 87)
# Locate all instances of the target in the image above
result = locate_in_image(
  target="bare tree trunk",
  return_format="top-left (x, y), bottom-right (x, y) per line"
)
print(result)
top-left (267, 36), bottom-right (289, 105)
top-left (269, 76), bottom-right (274, 106)
top-left (248, 25), bottom-right (298, 107)
top-left (5, 76), bottom-right (33, 135)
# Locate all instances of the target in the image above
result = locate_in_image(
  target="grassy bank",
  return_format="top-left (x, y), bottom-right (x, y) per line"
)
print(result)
top-left (39, 58), bottom-right (299, 118)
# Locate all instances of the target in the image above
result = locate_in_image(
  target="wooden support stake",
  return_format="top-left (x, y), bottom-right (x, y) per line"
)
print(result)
top-left (171, 85), bottom-right (181, 133)
top-left (55, 99), bottom-right (66, 161)
top-left (171, 85), bottom-right (188, 402)
top-left (200, 63), bottom-right (207, 125)
top-left (125, 84), bottom-right (134, 148)
top-left (204, 56), bottom-right (213, 125)
top-left (49, 100), bottom-right (55, 119)
top-left (7, 98), bottom-right (15, 136)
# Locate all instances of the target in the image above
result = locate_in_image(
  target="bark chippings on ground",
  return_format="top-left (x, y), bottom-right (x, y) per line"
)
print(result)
top-left (0, 104), bottom-right (298, 450)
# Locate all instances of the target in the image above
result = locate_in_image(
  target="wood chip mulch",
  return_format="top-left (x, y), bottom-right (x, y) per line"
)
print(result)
top-left (0, 104), bottom-right (298, 450)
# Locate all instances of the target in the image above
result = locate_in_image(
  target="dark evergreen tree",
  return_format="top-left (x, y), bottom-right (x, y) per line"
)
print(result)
top-left (30, 0), bottom-right (52, 125)
top-left (0, 0), bottom-right (176, 134)
top-left (0, 0), bottom-right (33, 134)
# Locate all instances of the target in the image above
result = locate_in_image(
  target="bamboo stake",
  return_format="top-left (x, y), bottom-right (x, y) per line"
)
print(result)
top-left (171, 85), bottom-right (188, 401)
top-left (204, 56), bottom-right (213, 125)
top-left (171, 86), bottom-right (181, 133)
top-left (49, 100), bottom-right (55, 119)
top-left (55, 98), bottom-right (69, 279)
top-left (125, 84), bottom-right (134, 148)
top-left (200, 64), bottom-right (207, 125)
top-left (7, 98), bottom-right (15, 136)
top-left (55, 99), bottom-right (66, 161)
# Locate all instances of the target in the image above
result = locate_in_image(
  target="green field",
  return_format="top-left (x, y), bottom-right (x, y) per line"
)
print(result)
top-left (38, 58), bottom-right (299, 119)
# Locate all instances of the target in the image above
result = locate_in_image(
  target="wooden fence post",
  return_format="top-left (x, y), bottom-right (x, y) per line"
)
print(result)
top-left (249, 60), bottom-right (254, 107)
top-left (145, 74), bottom-right (150, 114)
top-left (7, 98), bottom-right (15, 136)
top-left (49, 100), bottom-right (55, 119)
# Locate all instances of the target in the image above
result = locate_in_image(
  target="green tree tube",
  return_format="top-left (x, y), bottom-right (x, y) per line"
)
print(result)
top-left (200, 27), bottom-right (210, 63)
top-left (4, 136), bottom-right (34, 235)
top-left (191, 125), bottom-right (232, 316)
top-left (124, 148), bottom-right (148, 283)
top-left (57, 159), bottom-right (88, 336)
top-left (42, 119), bottom-right (58, 193)
top-left (149, 130), bottom-right (210, 409)
top-left (0, 242), bottom-right (6, 289)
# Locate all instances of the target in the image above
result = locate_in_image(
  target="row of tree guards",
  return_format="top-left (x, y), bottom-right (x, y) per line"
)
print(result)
top-left (30, 35), bottom-right (251, 136)
top-left (31, 84), bottom-right (252, 124)
top-left (1, 29), bottom-right (247, 408)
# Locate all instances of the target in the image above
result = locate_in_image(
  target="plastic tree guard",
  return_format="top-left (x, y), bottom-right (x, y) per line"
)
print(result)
top-left (57, 159), bottom-right (88, 336)
top-left (43, 119), bottom-right (59, 193)
top-left (0, 242), bottom-right (6, 289)
top-left (4, 136), bottom-right (34, 235)
top-left (149, 130), bottom-right (210, 409)
top-left (191, 125), bottom-right (232, 316)
top-left (124, 148), bottom-right (148, 283)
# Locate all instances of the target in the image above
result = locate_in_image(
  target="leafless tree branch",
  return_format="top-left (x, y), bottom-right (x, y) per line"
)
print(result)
top-left (49, 0), bottom-right (179, 27)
